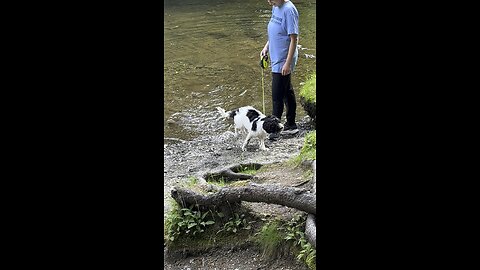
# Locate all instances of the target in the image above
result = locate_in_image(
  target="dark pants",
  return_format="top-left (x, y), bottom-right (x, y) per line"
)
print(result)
top-left (272, 72), bottom-right (296, 125)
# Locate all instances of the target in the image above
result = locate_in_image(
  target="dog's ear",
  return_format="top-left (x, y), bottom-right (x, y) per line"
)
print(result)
top-left (262, 117), bottom-right (282, 133)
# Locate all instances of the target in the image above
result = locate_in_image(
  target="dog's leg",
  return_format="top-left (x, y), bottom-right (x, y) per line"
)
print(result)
top-left (259, 139), bottom-right (268, 151)
top-left (241, 133), bottom-right (253, 152)
top-left (234, 127), bottom-right (241, 137)
top-left (237, 127), bottom-right (246, 136)
top-left (241, 127), bottom-right (248, 136)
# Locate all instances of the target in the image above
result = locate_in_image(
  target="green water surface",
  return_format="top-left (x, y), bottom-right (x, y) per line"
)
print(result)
top-left (164, 0), bottom-right (316, 142)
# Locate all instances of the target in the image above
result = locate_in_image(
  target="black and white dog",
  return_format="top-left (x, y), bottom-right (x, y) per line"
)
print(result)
top-left (216, 106), bottom-right (284, 151)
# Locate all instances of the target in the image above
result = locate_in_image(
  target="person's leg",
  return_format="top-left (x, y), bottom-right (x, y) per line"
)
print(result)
top-left (271, 72), bottom-right (284, 120)
top-left (284, 74), bottom-right (297, 126)
top-left (269, 73), bottom-right (284, 140)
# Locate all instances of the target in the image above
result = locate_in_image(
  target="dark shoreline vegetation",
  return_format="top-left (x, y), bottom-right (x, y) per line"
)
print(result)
top-left (164, 72), bottom-right (317, 269)
top-left (300, 73), bottom-right (316, 124)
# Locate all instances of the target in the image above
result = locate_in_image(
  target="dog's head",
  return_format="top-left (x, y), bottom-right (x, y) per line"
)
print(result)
top-left (262, 115), bottom-right (284, 134)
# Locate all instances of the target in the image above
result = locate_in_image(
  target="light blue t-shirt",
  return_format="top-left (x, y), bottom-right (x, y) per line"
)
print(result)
top-left (267, 1), bottom-right (299, 73)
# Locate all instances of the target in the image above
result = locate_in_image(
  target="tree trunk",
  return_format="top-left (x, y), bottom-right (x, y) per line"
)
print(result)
top-left (171, 183), bottom-right (316, 215)
top-left (305, 160), bottom-right (316, 248)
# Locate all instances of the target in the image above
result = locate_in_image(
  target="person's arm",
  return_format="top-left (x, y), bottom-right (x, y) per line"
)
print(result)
top-left (282, 34), bottom-right (297, 76)
top-left (260, 41), bottom-right (269, 58)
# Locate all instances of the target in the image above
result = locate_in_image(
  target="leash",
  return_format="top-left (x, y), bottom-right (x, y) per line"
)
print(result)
top-left (259, 54), bottom-right (269, 114)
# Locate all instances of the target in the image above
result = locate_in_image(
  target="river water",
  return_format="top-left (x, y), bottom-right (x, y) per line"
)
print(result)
top-left (164, 0), bottom-right (316, 142)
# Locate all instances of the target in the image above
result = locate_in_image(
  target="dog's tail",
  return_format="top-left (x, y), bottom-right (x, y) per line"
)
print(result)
top-left (216, 107), bottom-right (230, 119)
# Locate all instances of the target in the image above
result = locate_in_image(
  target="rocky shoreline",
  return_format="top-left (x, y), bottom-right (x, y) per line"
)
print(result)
top-left (163, 116), bottom-right (315, 269)
top-left (164, 117), bottom-right (314, 215)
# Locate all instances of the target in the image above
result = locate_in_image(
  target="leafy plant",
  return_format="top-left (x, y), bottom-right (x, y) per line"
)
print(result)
top-left (280, 214), bottom-right (305, 242)
top-left (297, 238), bottom-right (316, 269)
top-left (216, 213), bottom-right (253, 235)
top-left (164, 203), bottom-right (215, 243)
top-left (278, 214), bottom-right (316, 270)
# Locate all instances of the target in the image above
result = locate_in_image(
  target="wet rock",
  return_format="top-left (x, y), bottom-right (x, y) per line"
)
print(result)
top-left (300, 96), bottom-right (316, 124)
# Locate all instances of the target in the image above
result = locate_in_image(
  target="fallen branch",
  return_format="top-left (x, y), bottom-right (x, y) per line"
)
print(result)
top-left (171, 183), bottom-right (316, 215)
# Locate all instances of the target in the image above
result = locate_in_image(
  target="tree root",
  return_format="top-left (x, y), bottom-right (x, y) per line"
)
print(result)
top-left (305, 160), bottom-right (316, 248)
top-left (171, 161), bottom-right (317, 248)
top-left (171, 183), bottom-right (316, 215)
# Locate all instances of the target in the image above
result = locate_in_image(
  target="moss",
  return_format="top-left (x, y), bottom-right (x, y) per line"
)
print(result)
top-left (186, 176), bottom-right (198, 187)
top-left (291, 130), bottom-right (316, 166)
top-left (299, 73), bottom-right (316, 122)
top-left (240, 169), bottom-right (257, 175)
top-left (229, 180), bottom-right (250, 187)
top-left (302, 169), bottom-right (314, 180)
top-left (299, 73), bottom-right (316, 104)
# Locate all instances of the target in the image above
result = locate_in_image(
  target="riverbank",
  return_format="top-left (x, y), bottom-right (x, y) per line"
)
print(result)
top-left (164, 116), bottom-right (315, 269)
top-left (164, 116), bottom-right (315, 217)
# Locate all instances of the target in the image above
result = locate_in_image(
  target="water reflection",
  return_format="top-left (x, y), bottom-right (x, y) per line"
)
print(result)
top-left (164, 0), bottom-right (316, 142)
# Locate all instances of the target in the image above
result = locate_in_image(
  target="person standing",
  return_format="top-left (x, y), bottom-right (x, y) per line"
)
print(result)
top-left (260, 0), bottom-right (299, 138)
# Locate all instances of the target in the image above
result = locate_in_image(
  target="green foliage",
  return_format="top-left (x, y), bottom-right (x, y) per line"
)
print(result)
top-left (216, 213), bottom-right (253, 235)
top-left (240, 169), bottom-right (257, 175)
top-left (299, 73), bottom-right (316, 104)
top-left (297, 239), bottom-right (316, 270)
top-left (279, 214), bottom-right (305, 242)
top-left (207, 176), bottom-right (227, 187)
top-left (186, 176), bottom-right (198, 187)
top-left (291, 130), bottom-right (316, 165)
top-left (164, 203), bottom-right (215, 243)
top-left (255, 220), bottom-right (284, 258)
top-left (238, 165), bottom-right (258, 175)
top-left (279, 214), bottom-right (316, 270)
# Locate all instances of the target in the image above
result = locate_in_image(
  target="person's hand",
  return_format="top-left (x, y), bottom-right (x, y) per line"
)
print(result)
top-left (261, 47), bottom-right (269, 58)
top-left (281, 63), bottom-right (291, 76)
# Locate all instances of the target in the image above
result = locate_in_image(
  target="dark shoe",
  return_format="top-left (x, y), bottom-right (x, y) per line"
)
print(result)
top-left (281, 123), bottom-right (299, 135)
top-left (268, 132), bottom-right (280, 141)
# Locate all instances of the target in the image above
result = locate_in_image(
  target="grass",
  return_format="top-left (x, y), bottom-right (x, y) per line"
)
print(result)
top-left (236, 164), bottom-right (260, 175)
top-left (255, 220), bottom-right (284, 258)
top-left (291, 130), bottom-right (316, 166)
top-left (302, 169), bottom-right (314, 180)
top-left (207, 176), bottom-right (227, 187)
top-left (299, 73), bottom-right (316, 104)
top-left (186, 176), bottom-right (198, 187)
top-left (165, 201), bottom-right (316, 269)
top-left (240, 169), bottom-right (257, 175)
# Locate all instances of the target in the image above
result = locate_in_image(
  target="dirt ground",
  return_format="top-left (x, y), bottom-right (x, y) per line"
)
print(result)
top-left (164, 245), bottom-right (309, 270)
top-left (164, 161), bottom-right (313, 270)
top-left (164, 118), bottom-right (315, 269)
